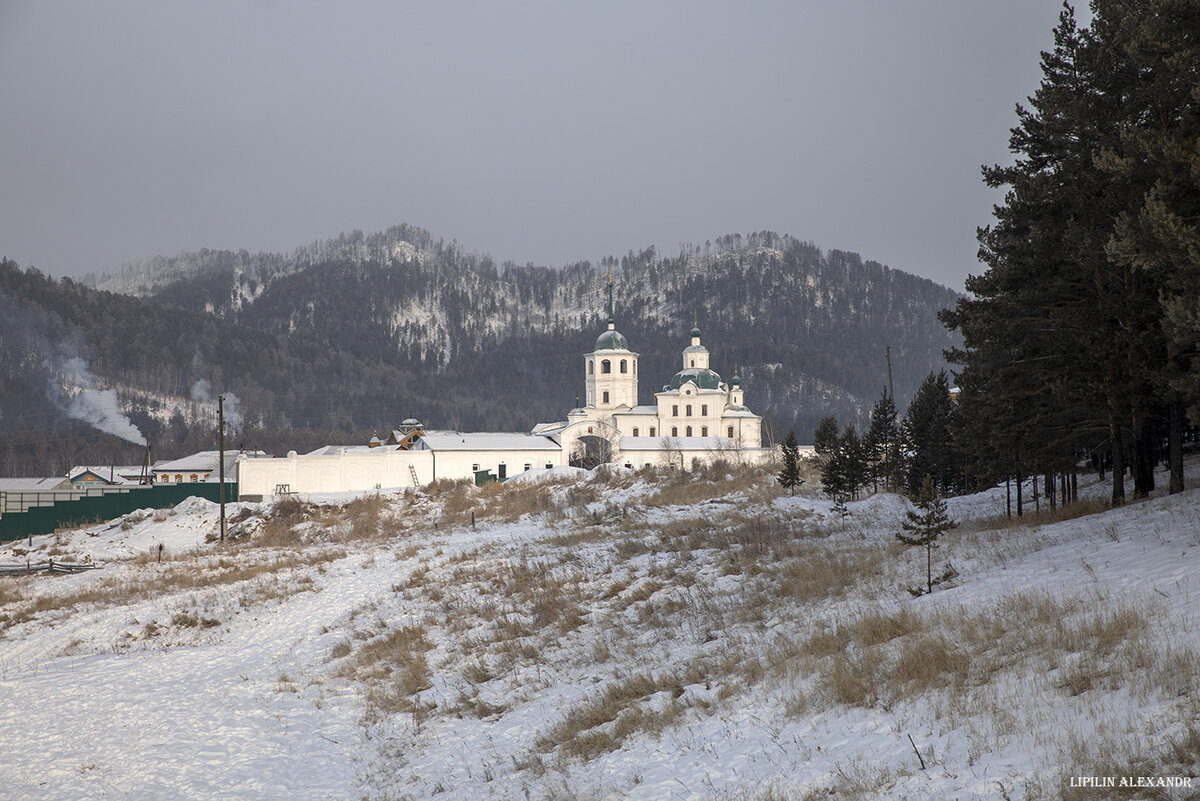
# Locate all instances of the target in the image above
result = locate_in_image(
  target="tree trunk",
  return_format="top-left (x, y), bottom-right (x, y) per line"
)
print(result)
top-left (1110, 423), bottom-right (1126, 506)
top-left (1169, 399), bottom-right (1184, 494)
top-left (1130, 403), bottom-right (1155, 499)
top-left (1016, 472), bottom-right (1024, 517)
top-left (926, 541), bottom-right (932, 595)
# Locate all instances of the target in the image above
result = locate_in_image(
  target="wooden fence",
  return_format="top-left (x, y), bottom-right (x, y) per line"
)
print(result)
top-left (0, 559), bottom-right (101, 576)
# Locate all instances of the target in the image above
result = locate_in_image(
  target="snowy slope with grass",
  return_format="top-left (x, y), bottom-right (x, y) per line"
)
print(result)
top-left (1, 462), bottom-right (1198, 801)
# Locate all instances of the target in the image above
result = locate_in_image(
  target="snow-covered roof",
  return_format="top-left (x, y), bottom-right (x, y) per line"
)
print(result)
top-left (613, 405), bottom-right (660, 416)
top-left (67, 466), bottom-right (143, 485)
top-left (618, 436), bottom-right (737, 452)
top-left (303, 445), bottom-right (386, 457)
top-left (0, 477), bottom-right (73, 492)
top-left (416, 432), bottom-right (562, 452)
top-left (722, 408), bottom-right (761, 418)
top-left (154, 450), bottom-right (269, 476)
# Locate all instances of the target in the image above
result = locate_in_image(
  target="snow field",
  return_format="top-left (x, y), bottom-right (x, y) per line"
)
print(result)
top-left (1, 463), bottom-right (1197, 800)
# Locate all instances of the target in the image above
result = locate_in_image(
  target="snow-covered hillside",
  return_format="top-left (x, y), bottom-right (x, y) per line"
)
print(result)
top-left (2, 464), bottom-right (1197, 800)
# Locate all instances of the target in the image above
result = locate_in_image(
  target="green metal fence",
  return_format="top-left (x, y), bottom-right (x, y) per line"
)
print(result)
top-left (0, 483), bottom-right (238, 542)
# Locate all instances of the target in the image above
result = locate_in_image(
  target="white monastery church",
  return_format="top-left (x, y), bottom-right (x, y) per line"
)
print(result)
top-left (238, 284), bottom-right (770, 499)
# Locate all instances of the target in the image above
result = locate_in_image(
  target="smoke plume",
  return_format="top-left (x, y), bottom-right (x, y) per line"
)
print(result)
top-left (191, 379), bottom-right (244, 432)
top-left (49, 355), bottom-right (147, 446)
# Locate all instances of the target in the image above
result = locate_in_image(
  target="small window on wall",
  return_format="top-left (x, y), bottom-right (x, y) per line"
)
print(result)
top-left (545, 463), bottom-right (553, 469)
top-left (701, 426), bottom-right (708, 437)
top-left (690, 359), bottom-right (695, 367)
top-left (701, 404), bottom-right (708, 416)
top-left (672, 405), bottom-right (679, 416)
top-left (524, 464), bottom-right (531, 471)
top-left (472, 464), bottom-right (479, 472)
top-left (686, 405), bottom-right (693, 416)
top-left (686, 426), bottom-right (693, 437)
top-left (175, 474), bottom-right (183, 483)
top-left (601, 360), bottom-right (611, 374)
top-left (727, 425), bottom-right (734, 438)
top-left (588, 426), bottom-right (594, 433)
top-left (671, 427), bottom-right (678, 437)
top-left (190, 474), bottom-right (199, 483)
top-left (632, 427), bottom-right (639, 437)
top-left (620, 360), bottom-right (627, 374)
top-left (649, 427), bottom-right (656, 436)
top-left (624, 463), bottom-right (633, 469)
top-left (603, 391), bottom-right (610, 404)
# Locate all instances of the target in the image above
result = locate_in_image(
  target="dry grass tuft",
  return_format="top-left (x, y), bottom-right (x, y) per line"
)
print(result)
top-left (338, 623), bottom-right (435, 718)
top-left (0, 548), bottom-right (343, 634)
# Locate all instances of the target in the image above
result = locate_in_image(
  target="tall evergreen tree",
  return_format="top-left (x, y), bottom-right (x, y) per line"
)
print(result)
top-left (813, 416), bottom-right (840, 465)
top-left (941, 2), bottom-right (1193, 505)
top-left (864, 388), bottom-right (899, 492)
top-left (901, 371), bottom-right (961, 496)
top-left (777, 430), bottom-right (804, 496)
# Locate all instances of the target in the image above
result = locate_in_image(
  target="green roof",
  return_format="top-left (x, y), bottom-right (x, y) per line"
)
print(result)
top-left (666, 367), bottom-right (722, 391)
top-left (595, 329), bottom-right (629, 351)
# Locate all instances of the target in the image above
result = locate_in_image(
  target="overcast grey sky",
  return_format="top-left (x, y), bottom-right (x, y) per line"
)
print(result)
top-left (0, 1), bottom-right (1068, 290)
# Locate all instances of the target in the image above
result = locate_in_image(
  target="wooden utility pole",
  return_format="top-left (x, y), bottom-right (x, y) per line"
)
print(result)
top-left (218, 394), bottom-right (226, 543)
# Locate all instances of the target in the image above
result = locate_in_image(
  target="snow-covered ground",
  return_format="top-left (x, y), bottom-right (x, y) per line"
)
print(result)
top-left (1, 464), bottom-right (1197, 800)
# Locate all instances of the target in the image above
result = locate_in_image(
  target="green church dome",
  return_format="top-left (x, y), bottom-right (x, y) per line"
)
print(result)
top-left (595, 328), bottom-right (629, 351)
top-left (690, 326), bottom-right (701, 338)
top-left (666, 367), bottom-right (722, 391)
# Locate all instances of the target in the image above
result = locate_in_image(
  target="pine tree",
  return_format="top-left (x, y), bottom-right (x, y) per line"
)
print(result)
top-left (1102, 0), bottom-right (1200, 494)
top-left (777, 430), bottom-right (804, 496)
top-left (813, 416), bottom-right (840, 465)
top-left (901, 371), bottom-right (961, 496)
top-left (897, 474), bottom-right (956, 595)
top-left (864, 388), bottom-right (899, 492)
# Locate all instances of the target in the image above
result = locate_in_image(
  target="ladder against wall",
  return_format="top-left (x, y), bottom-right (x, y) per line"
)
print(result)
top-left (408, 464), bottom-right (420, 488)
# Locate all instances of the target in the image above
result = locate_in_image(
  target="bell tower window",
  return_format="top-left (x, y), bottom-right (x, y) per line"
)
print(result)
top-left (588, 360), bottom-right (594, 375)
top-left (620, 360), bottom-right (627, 374)
top-left (601, 360), bottom-right (611, 374)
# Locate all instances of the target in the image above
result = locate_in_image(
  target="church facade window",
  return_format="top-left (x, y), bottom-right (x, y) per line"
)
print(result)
top-left (620, 360), bottom-right (627, 373)
top-left (602, 391), bottom-right (609, 404)
top-left (632, 427), bottom-right (639, 437)
top-left (601, 360), bottom-right (611, 374)
top-left (701, 404), bottom-right (707, 416)
top-left (671, 426), bottom-right (678, 437)
top-left (701, 426), bottom-right (708, 437)
top-left (672, 404), bottom-right (679, 416)
top-left (727, 425), bottom-right (734, 438)
top-left (686, 426), bottom-right (693, 436)
top-left (686, 404), bottom-right (692, 416)
top-left (649, 426), bottom-right (656, 436)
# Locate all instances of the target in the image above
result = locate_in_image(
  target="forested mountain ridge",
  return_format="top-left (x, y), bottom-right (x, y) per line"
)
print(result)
top-left (2, 226), bottom-right (959, 474)
top-left (94, 225), bottom-right (960, 411)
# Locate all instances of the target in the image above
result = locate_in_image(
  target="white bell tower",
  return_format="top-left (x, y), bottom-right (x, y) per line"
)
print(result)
top-left (584, 272), bottom-right (638, 410)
